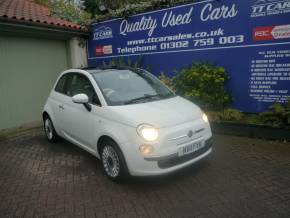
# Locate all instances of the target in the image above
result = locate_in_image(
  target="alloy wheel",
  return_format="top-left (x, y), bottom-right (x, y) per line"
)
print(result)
top-left (44, 119), bottom-right (53, 140)
top-left (102, 145), bottom-right (120, 178)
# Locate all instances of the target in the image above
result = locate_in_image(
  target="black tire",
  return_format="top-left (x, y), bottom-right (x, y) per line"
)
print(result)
top-left (100, 139), bottom-right (129, 182)
top-left (43, 116), bottom-right (59, 143)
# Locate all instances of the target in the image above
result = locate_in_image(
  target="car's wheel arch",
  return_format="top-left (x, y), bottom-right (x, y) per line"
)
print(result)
top-left (96, 135), bottom-right (125, 159)
top-left (42, 103), bottom-right (53, 120)
top-left (42, 111), bottom-right (55, 126)
top-left (97, 134), bottom-right (130, 180)
top-left (42, 111), bottom-right (50, 120)
top-left (42, 109), bottom-right (59, 135)
top-left (97, 135), bottom-right (116, 156)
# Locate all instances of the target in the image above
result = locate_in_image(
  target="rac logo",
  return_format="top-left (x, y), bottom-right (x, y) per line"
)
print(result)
top-left (253, 27), bottom-right (274, 41)
top-left (95, 45), bottom-right (113, 56)
top-left (253, 25), bottom-right (290, 41)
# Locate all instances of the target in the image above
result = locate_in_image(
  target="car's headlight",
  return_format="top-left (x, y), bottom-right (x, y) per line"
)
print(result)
top-left (137, 124), bottom-right (159, 142)
top-left (202, 113), bottom-right (209, 123)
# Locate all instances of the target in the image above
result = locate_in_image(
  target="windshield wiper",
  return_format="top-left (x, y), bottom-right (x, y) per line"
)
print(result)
top-left (159, 92), bottom-right (175, 98)
top-left (124, 94), bottom-right (160, 105)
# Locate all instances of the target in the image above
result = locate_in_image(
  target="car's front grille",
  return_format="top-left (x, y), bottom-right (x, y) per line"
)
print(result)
top-left (157, 137), bottom-right (213, 169)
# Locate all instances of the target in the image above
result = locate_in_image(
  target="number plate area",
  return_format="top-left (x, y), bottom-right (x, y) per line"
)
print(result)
top-left (178, 141), bottom-right (204, 157)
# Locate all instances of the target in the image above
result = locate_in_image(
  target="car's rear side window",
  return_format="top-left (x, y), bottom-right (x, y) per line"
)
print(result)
top-left (55, 75), bottom-right (68, 94)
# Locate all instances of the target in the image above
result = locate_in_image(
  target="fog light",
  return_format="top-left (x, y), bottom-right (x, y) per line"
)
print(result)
top-left (139, 144), bottom-right (154, 155)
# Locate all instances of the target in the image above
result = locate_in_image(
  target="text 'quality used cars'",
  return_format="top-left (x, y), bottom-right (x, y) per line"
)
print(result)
top-left (43, 67), bottom-right (213, 181)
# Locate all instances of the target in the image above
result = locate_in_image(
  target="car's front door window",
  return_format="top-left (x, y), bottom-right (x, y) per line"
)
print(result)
top-left (66, 74), bottom-right (101, 106)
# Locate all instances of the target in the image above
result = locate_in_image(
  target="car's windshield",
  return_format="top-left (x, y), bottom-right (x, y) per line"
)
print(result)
top-left (90, 68), bottom-right (175, 106)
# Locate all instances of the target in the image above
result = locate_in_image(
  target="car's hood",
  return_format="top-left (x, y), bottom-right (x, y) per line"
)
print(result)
top-left (105, 96), bottom-right (202, 128)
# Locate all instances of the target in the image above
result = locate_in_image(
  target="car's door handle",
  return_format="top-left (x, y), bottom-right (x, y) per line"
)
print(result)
top-left (58, 105), bottom-right (64, 110)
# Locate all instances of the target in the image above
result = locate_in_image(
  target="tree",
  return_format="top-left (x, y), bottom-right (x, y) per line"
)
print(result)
top-left (83, 0), bottom-right (100, 17)
top-left (91, 0), bottom-right (196, 22)
top-left (36, 0), bottom-right (91, 25)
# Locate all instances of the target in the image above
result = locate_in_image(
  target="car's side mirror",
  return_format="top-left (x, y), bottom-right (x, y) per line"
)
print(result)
top-left (72, 94), bottom-right (91, 112)
top-left (72, 93), bottom-right (89, 104)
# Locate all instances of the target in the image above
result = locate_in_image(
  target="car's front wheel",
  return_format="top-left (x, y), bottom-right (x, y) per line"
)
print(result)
top-left (101, 140), bottom-right (129, 182)
top-left (43, 116), bottom-right (58, 143)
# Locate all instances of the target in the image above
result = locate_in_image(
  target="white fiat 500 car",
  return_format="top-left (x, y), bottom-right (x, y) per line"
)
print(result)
top-left (43, 67), bottom-right (213, 181)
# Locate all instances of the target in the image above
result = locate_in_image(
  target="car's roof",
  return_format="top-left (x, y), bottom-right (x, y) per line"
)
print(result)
top-left (81, 66), bottom-right (138, 74)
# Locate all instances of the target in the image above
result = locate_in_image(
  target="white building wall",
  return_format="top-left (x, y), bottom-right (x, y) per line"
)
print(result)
top-left (69, 37), bottom-right (88, 68)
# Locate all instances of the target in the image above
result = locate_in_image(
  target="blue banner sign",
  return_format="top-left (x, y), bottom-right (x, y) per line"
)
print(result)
top-left (88, 0), bottom-right (290, 112)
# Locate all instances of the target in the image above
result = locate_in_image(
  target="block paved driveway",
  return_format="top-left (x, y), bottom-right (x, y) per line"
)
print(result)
top-left (0, 130), bottom-right (290, 218)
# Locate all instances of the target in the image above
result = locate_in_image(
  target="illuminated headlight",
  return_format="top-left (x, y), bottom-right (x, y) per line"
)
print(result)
top-left (139, 144), bottom-right (154, 155)
top-left (202, 113), bottom-right (209, 123)
top-left (137, 124), bottom-right (159, 142)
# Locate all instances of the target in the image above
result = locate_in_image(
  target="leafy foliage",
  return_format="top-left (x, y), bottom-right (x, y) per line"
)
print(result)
top-left (218, 108), bottom-right (244, 121)
top-left (173, 62), bottom-right (232, 110)
top-left (102, 56), bottom-right (153, 71)
top-left (260, 101), bottom-right (290, 127)
top-left (94, 0), bottom-right (196, 22)
top-left (84, 0), bottom-right (100, 17)
top-left (159, 72), bottom-right (176, 92)
top-left (35, 0), bottom-right (91, 25)
top-left (102, 56), bottom-right (141, 68)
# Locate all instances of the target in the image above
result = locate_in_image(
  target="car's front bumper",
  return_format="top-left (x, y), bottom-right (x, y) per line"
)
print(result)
top-left (125, 136), bottom-right (213, 176)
